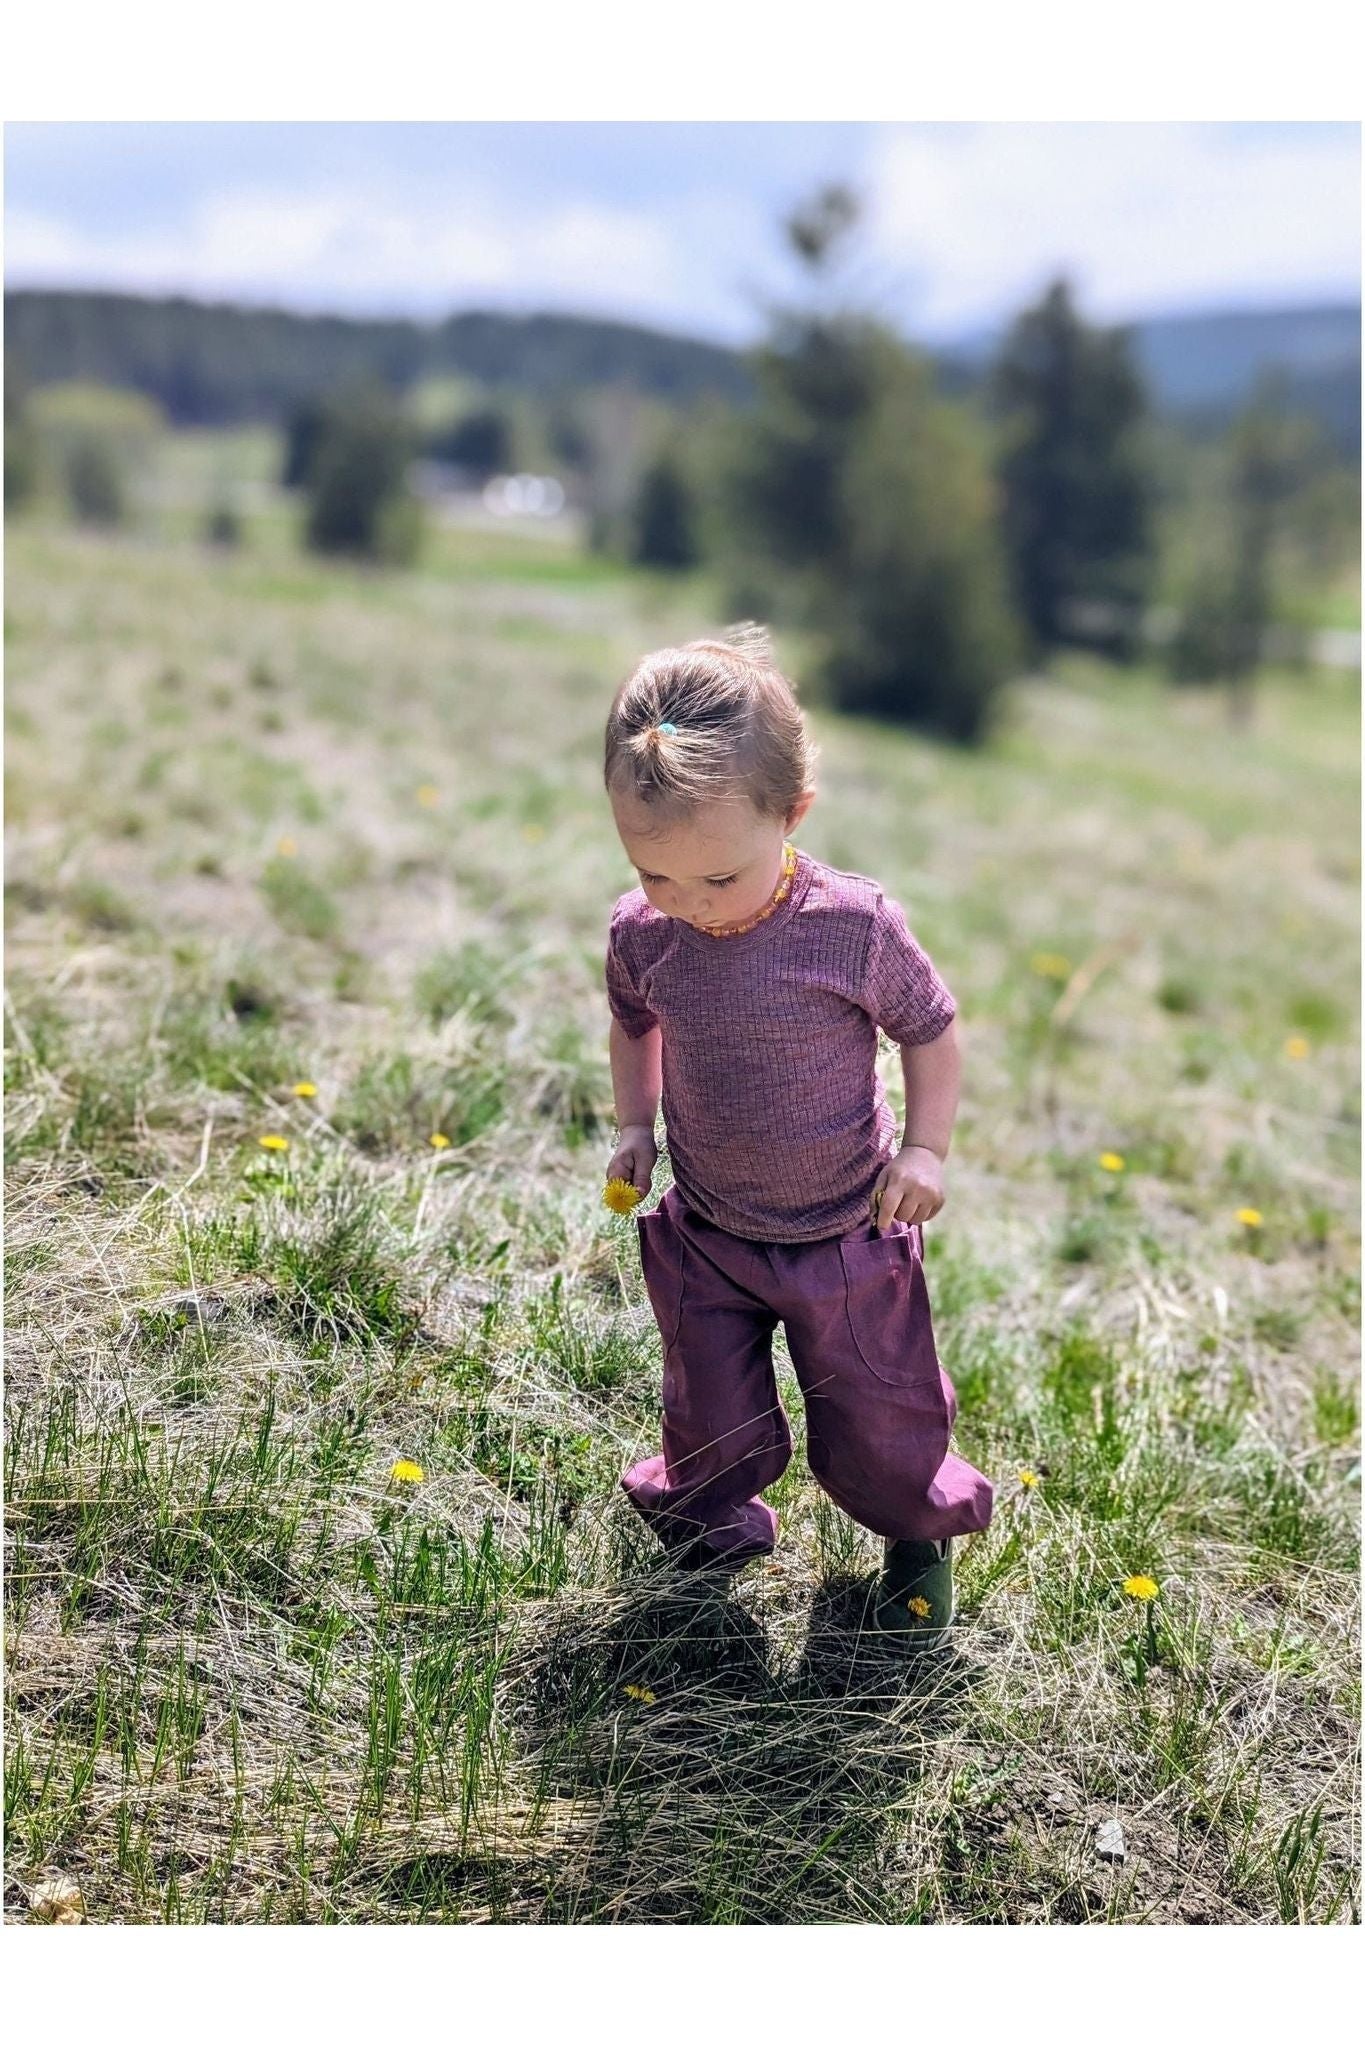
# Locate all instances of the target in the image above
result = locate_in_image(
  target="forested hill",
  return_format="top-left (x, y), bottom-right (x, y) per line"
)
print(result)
top-left (5, 288), bottom-right (1359, 449)
top-left (2, 290), bottom-right (755, 423)
top-left (943, 301), bottom-right (1360, 452)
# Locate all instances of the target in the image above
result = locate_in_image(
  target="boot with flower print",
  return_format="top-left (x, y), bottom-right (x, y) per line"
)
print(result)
top-left (873, 1537), bottom-right (954, 1647)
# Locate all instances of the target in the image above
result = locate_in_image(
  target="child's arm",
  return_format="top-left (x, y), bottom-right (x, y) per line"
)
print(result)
top-left (606, 1018), bottom-right (662, 1196)
top-left (871, 1015), bottom-right (962, 1230)
top-left (899, 1013), bottom-right (961, 1162)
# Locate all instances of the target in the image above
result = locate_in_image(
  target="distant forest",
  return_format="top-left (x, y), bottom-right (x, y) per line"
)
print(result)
top-left (3, 291), bottom-right (755, 424)
top-left (5, 288), bottom-right (1360, 450)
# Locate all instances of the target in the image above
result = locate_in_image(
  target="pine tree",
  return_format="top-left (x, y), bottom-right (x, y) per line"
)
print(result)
top-left (630, 451), bottom-right (699, 569)
top-left (723, 183), bottom-right (1016, 743)
top-left (991, 279), bottom-right (1155, 653)
top-left (303, 385), bottom-right (422, 564)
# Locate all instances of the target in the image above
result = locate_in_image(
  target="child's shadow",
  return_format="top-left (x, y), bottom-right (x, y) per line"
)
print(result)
top-left (509, 1563), bottom-right (981, 1923)
top-left (792, 1570), bottom-right (981, 1716)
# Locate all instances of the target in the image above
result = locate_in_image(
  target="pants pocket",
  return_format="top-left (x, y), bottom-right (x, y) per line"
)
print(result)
top-left (837, 1222), bottom-right (942, 1387)
top-left (637, 1204), bottom-right (684, 1355)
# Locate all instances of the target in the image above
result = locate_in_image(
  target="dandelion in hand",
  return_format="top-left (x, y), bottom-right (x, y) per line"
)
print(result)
top-left (1098, 1152), bottom-right (1125, 1173)
top-left (1122, 1575), bottom-right (1159, 1601)
top-left (258, 1133), bottom-right (290, 1152)
top-left (1236, 1207), bottom-right (1263, 1228)
top-left (390, 1459), bottom-right (425, 1484)
top-left (603, 1176), bottom-right (642, 1214)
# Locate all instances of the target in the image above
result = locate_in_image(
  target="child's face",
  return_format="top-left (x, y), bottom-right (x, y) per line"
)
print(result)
top-left (611, 790), bottom-right (809, 930)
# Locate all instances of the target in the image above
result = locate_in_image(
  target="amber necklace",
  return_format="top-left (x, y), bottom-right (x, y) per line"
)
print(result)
top-left (701, 841), bottom-right (798, 938)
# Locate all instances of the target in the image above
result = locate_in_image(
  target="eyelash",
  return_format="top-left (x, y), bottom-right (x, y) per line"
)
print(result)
top-left (640, 873), bottom-right (738, 889)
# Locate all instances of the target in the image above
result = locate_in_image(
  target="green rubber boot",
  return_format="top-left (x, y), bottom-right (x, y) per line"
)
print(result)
top-left (873, 1537), bottom-right (954, 1647)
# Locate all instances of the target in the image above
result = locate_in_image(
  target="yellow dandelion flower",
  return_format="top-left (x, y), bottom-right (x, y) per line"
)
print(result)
top-left (429, 1132), bottom-right (451, 1150)
top-left (906, 1596), bottom-right (933, 1620)
top-left (1031, 951), bottom-right (1072, 979)
top-left (1236, 1207), bottom-right (1264, 1229)
top-left (623, 1683), bottom-right (657, 1704)
top-left (275, 835), bottom-right (298, 859)
top-left (1098, 1151), bottom-right (1126, 1173)
top-left (1284, 1036), bottom-right (1310, 1060)
top-left (416, 784), bottom-right (440, 809)
top-left (258, 1133), bottom-right (290, 1152)
top-left (1017, 1468), bottom-right (1040, 1489)
top-left (1122, 1574), bottom-right (1159, 1601)
top-left (603, 1176), bottom-right (642, 1214)
top-left (291, 1081), bottom-right (318, 1098)
top-left (390, 1459), bottom-right (425, 1484)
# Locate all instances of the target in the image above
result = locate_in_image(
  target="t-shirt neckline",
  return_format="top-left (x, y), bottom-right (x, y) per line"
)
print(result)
top-left (673, 845), bottom-right (815, 951)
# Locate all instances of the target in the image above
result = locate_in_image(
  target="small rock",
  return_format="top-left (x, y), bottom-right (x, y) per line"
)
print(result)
top-left (1095, 1818), bottom-right (1127, 1864)
top-left (29, 1873), bottom-right (85, 1923)
top-left (161, 1292), bottom-right (227, 1327)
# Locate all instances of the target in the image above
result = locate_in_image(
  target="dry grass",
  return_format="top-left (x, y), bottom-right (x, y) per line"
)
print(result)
top-left (4, 491), bottom-right (1359, 1923)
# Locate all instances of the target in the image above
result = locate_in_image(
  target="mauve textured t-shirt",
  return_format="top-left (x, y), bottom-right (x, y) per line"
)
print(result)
top-left (605, 845), bottom-right (957, 1243)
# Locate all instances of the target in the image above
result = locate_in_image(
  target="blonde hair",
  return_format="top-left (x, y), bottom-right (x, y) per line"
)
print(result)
top-left (603, 622), bottom-right (818, 828)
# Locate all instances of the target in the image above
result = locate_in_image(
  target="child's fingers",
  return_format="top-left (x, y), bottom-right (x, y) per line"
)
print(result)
top-left (875, 1177), bottom-right (943, 1230)
top-left (607, 1144), bottom-right (654, 1196)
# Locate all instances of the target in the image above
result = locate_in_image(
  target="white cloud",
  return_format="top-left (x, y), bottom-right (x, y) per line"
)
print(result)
top-left (863, 123), bottom-right (1361, 335)
top-left (4, 183), bottom-right (680, 323)
top-left (5, 126), bottom-right (1359, 343)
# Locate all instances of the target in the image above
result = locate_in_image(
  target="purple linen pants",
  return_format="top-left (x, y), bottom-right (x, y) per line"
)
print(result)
top-left (622, 1183), bottom-right (994, 1561)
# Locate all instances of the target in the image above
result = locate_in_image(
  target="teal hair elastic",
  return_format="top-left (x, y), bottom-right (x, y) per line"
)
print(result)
top-left (657, 721), bottom-right (679, 736)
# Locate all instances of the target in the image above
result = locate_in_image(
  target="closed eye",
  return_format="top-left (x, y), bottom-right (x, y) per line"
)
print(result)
top-left (640, 872), bottom-right (738, 888)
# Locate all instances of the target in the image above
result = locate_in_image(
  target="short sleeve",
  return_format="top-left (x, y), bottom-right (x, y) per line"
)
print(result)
top-left (605, 920), bottom-right (660, 1039)
top-left (860, 895), bottom-right (956, 1046)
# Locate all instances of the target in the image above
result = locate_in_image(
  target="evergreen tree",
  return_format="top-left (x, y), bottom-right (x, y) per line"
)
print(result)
top-left (303, 386), bottom-right (422, 564)
top-left (282, 399), bottom-right (329, 490)
top-left (723, 184), bottom-right (1016, 743)
top-left (547, 404), bottom-right (592, 472)
top-left (65, 435), bottom-right (125, 525)
top-left (630, 450), bottom-right (699, 569)
top-left (431, 405), bottom-right (512, 478)
top-left (991, 278), bottom-right (1156, 653)
top-left (4, 356), bottom-right (40, 509)
top-left (820, 342), bottom-right (1019, 744)
top-left (1168, 375), bottom-right (1306, 725)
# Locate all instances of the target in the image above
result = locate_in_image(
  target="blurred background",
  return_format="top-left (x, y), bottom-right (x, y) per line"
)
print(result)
top-left (5, 122), bottom-right (1360, 724)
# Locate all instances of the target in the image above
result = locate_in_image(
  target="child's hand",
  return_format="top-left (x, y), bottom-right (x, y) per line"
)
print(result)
top-left (870, 1145), bottom-right (946, 1231)
top-left (607, 1125), bottom-right (658, 1199)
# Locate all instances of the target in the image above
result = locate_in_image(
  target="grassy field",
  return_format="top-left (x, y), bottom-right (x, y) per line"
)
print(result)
top-left (4, 487), bottom-right (1360, 1925)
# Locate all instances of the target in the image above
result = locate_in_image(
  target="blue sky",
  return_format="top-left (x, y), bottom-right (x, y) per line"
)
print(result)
top-left (5, 122), bottom-right (1359, 343)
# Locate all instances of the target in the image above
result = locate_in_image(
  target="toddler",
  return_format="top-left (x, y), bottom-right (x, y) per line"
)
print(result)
top-left (602, 624), bottom-right (993, 1643)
